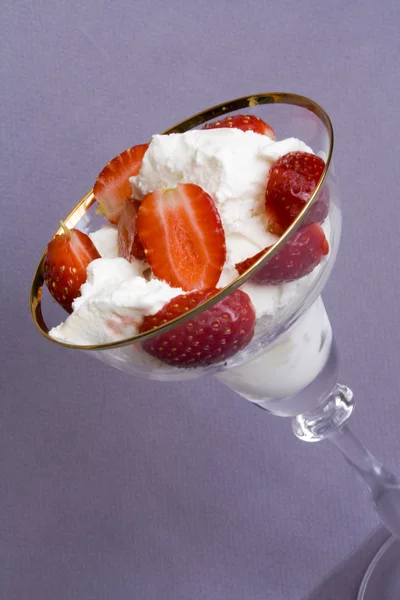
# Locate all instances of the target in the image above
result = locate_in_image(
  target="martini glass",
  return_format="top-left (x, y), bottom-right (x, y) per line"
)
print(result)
top-left (30, 93), bottom-right (400, 598)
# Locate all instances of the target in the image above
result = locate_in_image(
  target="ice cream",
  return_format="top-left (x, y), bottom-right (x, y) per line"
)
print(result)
top-left (49, 128), bottom-right (323, 345)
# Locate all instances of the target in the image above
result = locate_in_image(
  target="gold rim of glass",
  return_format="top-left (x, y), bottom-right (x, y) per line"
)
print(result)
top-left (30, 92), bottom-right (334, 351)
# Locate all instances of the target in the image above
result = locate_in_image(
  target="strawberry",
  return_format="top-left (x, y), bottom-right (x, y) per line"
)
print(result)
top-left (139, 288), bottom-right (255, 367)
top-left (93, 143), bottom-right (149, 224)
top-left (265, 151), bottom-right (329, 234)
top-left (136, 183), bottom-right (226, 291)
top-left (204, 114), bottom-right (276, 139)
top-left (235, 224), bottom-right (329, 285)
top-left (43, 223), bottom-right (101, 312)
top-left (118, 198), bottom-right (145, 261)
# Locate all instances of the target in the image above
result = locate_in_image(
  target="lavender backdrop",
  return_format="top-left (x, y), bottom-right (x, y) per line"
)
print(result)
top-left (2, 1), bottom-right (399, 598)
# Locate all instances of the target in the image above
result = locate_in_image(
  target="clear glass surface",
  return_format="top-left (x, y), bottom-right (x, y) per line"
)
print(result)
top-left (30, 93), bottom-right (400, 596)
top-left (357, 537), bottom-right (400, 600)
top-left (31, 93), bottom-right (341, 389)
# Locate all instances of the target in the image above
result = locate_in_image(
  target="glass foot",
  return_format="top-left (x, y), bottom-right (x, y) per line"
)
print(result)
top-left (357, 537), bottom-right (400, 600)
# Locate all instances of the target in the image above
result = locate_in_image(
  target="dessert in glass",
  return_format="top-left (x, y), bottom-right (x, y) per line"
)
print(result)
top-left (30, 93), bottom-right (400, 598)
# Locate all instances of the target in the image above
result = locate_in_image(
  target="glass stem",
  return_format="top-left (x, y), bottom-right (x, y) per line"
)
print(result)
top-left (293, 383), bottom-right (400, 538)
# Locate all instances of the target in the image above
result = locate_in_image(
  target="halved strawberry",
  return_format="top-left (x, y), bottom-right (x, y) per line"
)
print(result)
top-left (235, 224), bottom-right (329, 285)
top-left (93, 143), bottom-right (149, 224)
top-left (118, 198), bottom-right (145, 261)
top-left (204, 114), bottom-right (276, 139)
top-left (136, 183), bottom-right (226, 291)
top-left (43, 223), bottom-right (101, 312)
top-left (139, 288), bottom-right (255, 368)
top-left (265, 151), bottom-right (329, 234)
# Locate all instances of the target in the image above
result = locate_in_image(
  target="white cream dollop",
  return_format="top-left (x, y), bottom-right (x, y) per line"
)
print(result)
top-left (130, 130), bottom-right (313, 268)
top-left (49, 258), bottom-right (182, 345)
top-left (89, 225), bottom-right (119, 258)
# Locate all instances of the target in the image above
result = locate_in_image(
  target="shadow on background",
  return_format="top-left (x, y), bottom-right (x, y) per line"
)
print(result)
top-left (303, 528), bottom-right (390, 600)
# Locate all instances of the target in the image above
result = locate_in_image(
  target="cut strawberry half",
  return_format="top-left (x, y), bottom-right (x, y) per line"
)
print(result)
top-left (136, 183), bottom-right (226, 291)
top-left (118, 198), bottom-right (145, 261)
top-left (139, 288), bottom-right (256, 368)
top-left (93, 143), bottom-right (149, 224)
top-left (204, 114), bottom-right (276, 139)
top-left (265, 151), bottom-right (329, 233)
top-left (235, 223), bottom-right (329, 285)
top-left (43, 223), bottom-right (101, 313)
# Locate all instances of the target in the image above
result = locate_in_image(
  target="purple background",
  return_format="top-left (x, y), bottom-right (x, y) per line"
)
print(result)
top-left (2, 1), bottom-right (400, 598)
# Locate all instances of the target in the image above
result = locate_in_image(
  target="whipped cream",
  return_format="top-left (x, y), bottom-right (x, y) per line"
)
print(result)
top-left (131, 129), bottom-right (312, 266)
top-left (217, 296), bottom-right (333, 415)
top-left (50, 128), bottom-right (320, 346)
top-left (89, 225), bottom-right (119, 258)
top-left (49, 256), bottom-right (182, 345)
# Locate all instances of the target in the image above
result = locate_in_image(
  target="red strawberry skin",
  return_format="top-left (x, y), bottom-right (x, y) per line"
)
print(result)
top-left (136, 183), bottom-right (226, 291)
top-left (118, 198), bottom-right (145, 261)
top-left (236, 224), bottom-right (329, 285)
top-left (204, 114), bottom-right (276, 139)
top-left (44, 228), bottom-right (101, 312)
top-left (139, 288), bottom-right (256, 368)
top-left (265, 152), bottom-right (329, 233)
top-left (93, 143), bottom-right (149, 225)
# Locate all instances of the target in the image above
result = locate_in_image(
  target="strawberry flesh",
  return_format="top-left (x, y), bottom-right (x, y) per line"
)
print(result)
top-left (136, 183), bottom-right (226, 291)
top-left (118, 198), bottom-right (145, 261)
top-left (44, 227), bottom-right (101, 312)
top-left (236, 224), bottom-right (329, 285)
top-left (204, 114), bottom-right (276, 139)
top-left (265, 151), bottom-right (329, 233)
top-left (93, 143), bottom-right (149, 225)
top-left (139, 288), bottom-right (256, 368)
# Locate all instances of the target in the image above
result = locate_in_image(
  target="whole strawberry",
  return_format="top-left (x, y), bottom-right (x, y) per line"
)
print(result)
top-left (139, 288), bottom-right (256, 368)
top-left (265, 151), bottom-right (329, 234)
top-left (236, 224), bottom-right (329, 285)
top-left (43, 223), bottom-right (100, 312)
top-left (204, 114), bottom-right (276, 139)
